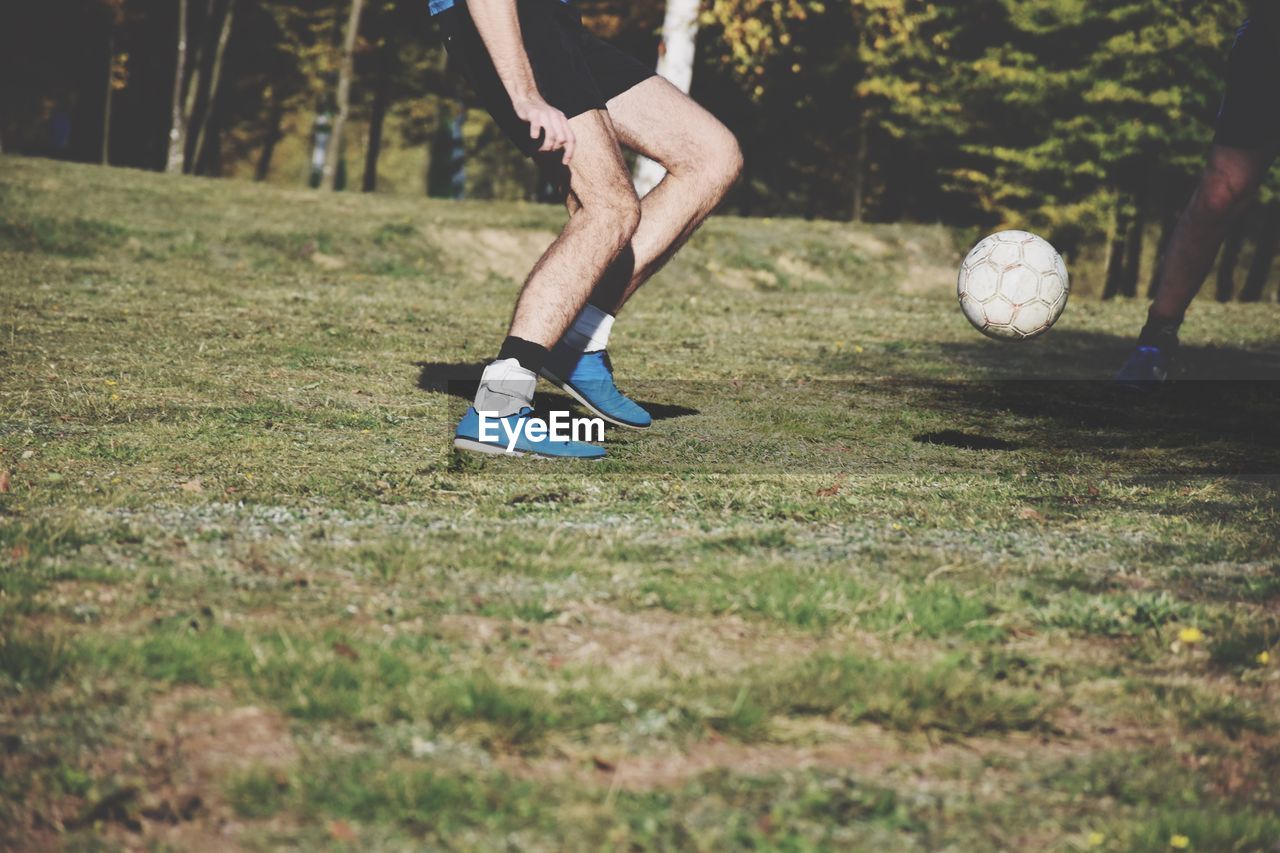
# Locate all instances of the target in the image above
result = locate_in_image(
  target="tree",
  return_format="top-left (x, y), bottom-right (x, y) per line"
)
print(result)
top-left (192, 0), bottom-right (237, 173)
top-left (323, 0), bottom-right (366, 191)
top-left (166, 0), bottom-right (190, 174)
top-left (633, 0), bottom-right (701, 196)
top-left (100, 0), bottom-right (127, 165)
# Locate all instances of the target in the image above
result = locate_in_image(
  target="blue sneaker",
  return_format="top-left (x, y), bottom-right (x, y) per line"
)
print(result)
top-left (1114, 345), bottom-right (1172, 388)
top-left (541, 348), bottom-right (652, 430)
top-left (453, 407), bottom-right (606, 459)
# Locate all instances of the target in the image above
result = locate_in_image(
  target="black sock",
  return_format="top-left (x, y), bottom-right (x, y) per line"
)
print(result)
top-left (1137, 308), bottom-right (1181, 351)
top-left (496, 336), bottom-right (550, 375)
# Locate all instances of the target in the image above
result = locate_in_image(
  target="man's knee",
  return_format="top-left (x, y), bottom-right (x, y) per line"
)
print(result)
top-left (697, 126), bottom-right (743, 198)
top-left (588, 187), bottom-right (641, 250)
top-left (1196, 165), bottom-right (1258, 220)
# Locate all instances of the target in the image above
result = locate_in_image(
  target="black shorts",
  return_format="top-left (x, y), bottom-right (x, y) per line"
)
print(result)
top-left (1215, 15), bottom-right (1280, 148)
top-left (437, 0), bottom-right (655, 157)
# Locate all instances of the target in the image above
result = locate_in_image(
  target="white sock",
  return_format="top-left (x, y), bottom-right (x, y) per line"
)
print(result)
top-left (473, 358), bottom-right (536, 417)
top-left (563, 304), bottom-right (615, 353)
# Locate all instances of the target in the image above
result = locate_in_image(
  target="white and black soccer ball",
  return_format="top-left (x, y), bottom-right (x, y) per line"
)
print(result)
top-left (957, 230), bottom-right (1069, 341)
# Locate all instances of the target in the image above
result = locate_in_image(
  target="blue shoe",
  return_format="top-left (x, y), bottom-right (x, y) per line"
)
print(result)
top-left (1114, 345), bottom-right (1172, 388)
top-left (541, 348), bottom-right (652, 430)
top-left (453, 407), bottom-right (606, 459)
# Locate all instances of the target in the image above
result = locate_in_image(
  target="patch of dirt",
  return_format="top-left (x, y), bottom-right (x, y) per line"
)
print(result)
top-left (434, 226), bottom-right (555, 281)
top-left (504, 716), bottom-right (1160, 794)
top-left (842, 231), bottom-right (893, 257)
top-left (435, 602), bottom-right (820, 677)
top-left (92, 688), bottom-right (299, 850)
top-left (899, 258), bottom-right (956, 296)
top-left (775, 255), bottom-right (831, 286)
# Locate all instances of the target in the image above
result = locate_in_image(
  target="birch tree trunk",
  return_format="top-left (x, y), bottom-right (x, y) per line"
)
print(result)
top-left (633, 0), bottom-right (699, 197)
top-left (255, 89), bottom-right (285, 182)
top-left (193, 0), bottom-right (237, 173)
top-left (323, 0), bottom-right (366, 191)
top-left (102, 29), bottom-right (115, 165)
top-left (363, 26), bottom-right (396, 193)
top-left (165, 0), bottom-right (190, 174)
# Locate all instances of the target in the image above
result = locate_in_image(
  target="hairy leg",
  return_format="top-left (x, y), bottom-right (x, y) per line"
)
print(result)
top-left (1150, 144), bottom-right (1276, 322)
top-left (507, 110), bottom-right (641, 348)
top-left (577, 77), bottom-right (743, 315)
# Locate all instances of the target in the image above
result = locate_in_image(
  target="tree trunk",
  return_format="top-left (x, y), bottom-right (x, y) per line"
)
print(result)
top-left (1119, 196), bottom-right (1146, 298)
top-left (255, 90), bottom-right (285, 182)
top-left (166, 0), bottom-right (191, 174)
top-left (633, 0), bottom-right (700, 197)
top-left (1215, 215), bottom-right (1249, 302)
top-left (193, 0), bottom-right (236, 174)
top-left (851, 119), bottom-right (869, 222)
top-left (1146, 204), bottom-right (1179, 298)
top-left (1240, 208), bottom-right (1279, 302)
top-left (362, 27), bottom-right (395, 193)
top-left (323, 0), bottom-right (366, 191)
top-left (1101, 200), bottom-right (1131, 300)
top-left (179, 0), bottom-right (215, 172)
top-left (101, 29), bottom-right (115, 165)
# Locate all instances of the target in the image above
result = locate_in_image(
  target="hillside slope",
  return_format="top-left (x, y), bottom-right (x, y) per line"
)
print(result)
top-left (1, 156), bottom-right (1278, 850)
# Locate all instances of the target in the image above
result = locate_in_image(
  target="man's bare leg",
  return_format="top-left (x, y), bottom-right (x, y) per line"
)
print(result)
top-left (1148, 144), bottom-right (1276, 325)
top-left (541, 77), bottom-right (742, 428)
top-left (1115, 144), bottom-right (1275, 385)
top-left (461, 108), bottom-right (638, 433)
top-left (507, 110), bottom-right (640, 347)
top-left (591, 76), bottom-right (743, 314)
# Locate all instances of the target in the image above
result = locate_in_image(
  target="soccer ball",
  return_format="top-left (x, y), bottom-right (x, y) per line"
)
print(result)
top-left (957, 230), bottom-right (1069, 341)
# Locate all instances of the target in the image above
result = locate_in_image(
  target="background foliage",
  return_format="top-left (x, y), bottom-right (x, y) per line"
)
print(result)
top-left (1, 0), bottom-right (1276, 297)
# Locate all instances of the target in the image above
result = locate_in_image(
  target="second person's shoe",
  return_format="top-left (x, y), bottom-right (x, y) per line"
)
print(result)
top-left (542, 347), bottom-right (652, 430)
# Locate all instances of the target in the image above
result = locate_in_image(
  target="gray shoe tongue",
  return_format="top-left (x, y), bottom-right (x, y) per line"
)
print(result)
top-left (474, 382), bottom-right (533, 418)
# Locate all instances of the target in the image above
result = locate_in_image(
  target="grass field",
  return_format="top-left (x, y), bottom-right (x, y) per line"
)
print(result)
top-left (2, 154), bottom-right (1279, 850)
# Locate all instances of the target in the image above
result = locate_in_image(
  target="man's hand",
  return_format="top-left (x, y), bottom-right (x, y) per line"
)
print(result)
top-left (513, 96), bottom-right (576, 165)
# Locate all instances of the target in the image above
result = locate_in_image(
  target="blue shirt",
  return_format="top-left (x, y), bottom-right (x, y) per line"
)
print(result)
top-left (430, 0), bottom-right (569, 15)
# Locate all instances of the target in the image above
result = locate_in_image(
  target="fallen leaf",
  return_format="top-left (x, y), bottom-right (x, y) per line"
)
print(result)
top-left (333, 642), bottom-right (360, 661)
top-left (816, 473), bottom-right (847, 497)
top-left (592, 756), bottom-right (616, 772)
top-left (0, 471), bottom-right (9, 493)
top-left (180, 478), bottom-right (204, 493)
top-left (310, 252), bottom-right (347, 271)
top-left (328, 820), bottom-right (358, 842)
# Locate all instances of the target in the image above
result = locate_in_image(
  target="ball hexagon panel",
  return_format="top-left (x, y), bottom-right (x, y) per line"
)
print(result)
top-left (1012, 300), bottom-right (1051, 336)
top-left (988, 241), bottom-right (1023, 268)
top-left (985, 296), bottom-right (1015, 326)
top-left (963, 261), bottom-right (1001, 302)
top-left (982, 322), bottom-right (1022, 341)
top-left (1039, 272), bottom-right (1065, 303)
top-left (1001, 266), bottom-right (1040, 304)
top-left (1050, 288), bottom-right (1069, 319)
top-left (960, 294), bottom-right (986, 329)
top-left (964, 239), bottom-right (996, 268)
top-left (1022, 239), bottom-right (1059, 273)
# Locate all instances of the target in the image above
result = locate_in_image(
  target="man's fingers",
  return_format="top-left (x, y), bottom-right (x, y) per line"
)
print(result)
top-left (545, 118), bottom-right (561, 153)
top-left (527, 108), bottom-right (572, 155)
top-left (561, 122), bottom-right (576, 164)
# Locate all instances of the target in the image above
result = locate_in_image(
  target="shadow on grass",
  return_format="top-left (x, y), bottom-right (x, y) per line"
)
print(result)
top-left (935, 327), bottom-right (1280, 381)
top-left (914, 430), bottom-right (1019, 451)
top-left (413, 361), bottom-right (699, 421)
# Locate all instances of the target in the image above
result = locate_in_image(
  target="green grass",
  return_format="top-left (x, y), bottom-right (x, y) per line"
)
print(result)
top-left (1, 154), bottom-right (1279, 849)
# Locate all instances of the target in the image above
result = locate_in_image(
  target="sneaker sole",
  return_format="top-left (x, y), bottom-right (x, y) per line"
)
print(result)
top-left (452, 437), bottom-right (604, 461)
top-left (541, 370), bottom-right (651, 431)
